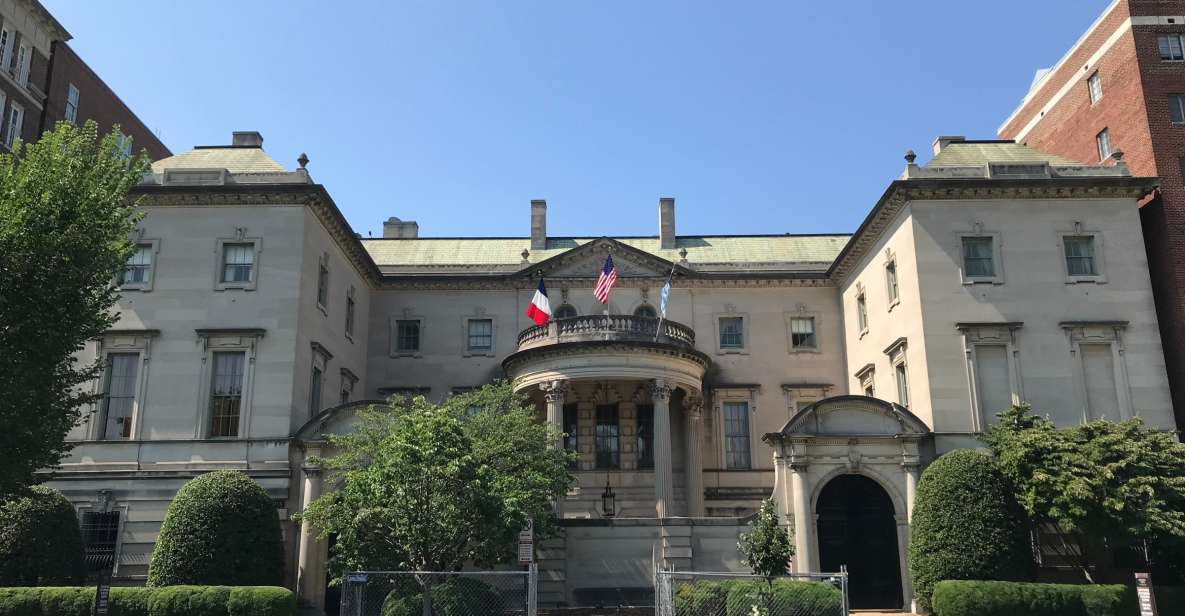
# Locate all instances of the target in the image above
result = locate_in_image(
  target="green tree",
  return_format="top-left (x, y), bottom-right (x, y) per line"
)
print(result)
top-left (982, 404), bottom-right (1185, 582)
top-left (0, 485), bottom-right (84, 585)
top-left (0, 121), bottom-right (149, 495)
top-left (739, 499), bottom-right (795, 580)
top-left (146, 470), bottom-right (285, 586)
top-left (298, 380), bottom-right (573, 582)
top-left (907, 449), bottom-right (1033, 611)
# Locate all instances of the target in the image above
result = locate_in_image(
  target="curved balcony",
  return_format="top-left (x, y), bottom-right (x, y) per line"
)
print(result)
top-left (505, 315), bottom-right (708, 393)
top-left (516, 315), bottom-right (696, 351)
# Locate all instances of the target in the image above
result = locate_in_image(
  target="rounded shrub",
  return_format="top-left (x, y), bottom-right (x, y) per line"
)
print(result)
top-left (930, 580), bottom-right (1129, 616)
top-left (146, 470), bottom-right (284, 587)
top-left (674, 581), bottom-right (729, 615)
top-left (723, 580), bottom-right (842, 616)
top-left (908, 449), bottom-right (1033, 612)
top-left (381, 578), bottom-right (503, 616)
top-left (0, 485), bottom-right (85, 585)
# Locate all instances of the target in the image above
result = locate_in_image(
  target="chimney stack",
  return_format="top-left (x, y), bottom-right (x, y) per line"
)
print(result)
top-left (383, 217), bottom-right (419, 238)
top-left (932, 135), bottom-right (965, 155)
top-left (659, 197), bottom-right (676, 250)
top-left (232, 131), bottom-right (264, 147)
top-left (531, 199), bottom-right (547, 250)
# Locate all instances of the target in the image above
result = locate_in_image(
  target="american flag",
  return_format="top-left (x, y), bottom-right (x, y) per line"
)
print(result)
top-left (593, 254), bottom-right (617, 303)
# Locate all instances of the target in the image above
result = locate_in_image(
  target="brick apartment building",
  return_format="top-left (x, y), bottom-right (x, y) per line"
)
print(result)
top-left (0, 0), bottom-right (168, 159)
top-left (999, 0), bottom-right (1185, 431)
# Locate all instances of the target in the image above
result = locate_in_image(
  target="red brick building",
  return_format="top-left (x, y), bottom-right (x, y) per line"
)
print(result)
top-left (0, 1), bottom-right (168, 159)
top-left (999, 0), bottom-right (1185, 431)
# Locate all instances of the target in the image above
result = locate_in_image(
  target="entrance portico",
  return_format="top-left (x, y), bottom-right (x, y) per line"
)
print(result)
top-left (504, 314), bottom-right (710, 519)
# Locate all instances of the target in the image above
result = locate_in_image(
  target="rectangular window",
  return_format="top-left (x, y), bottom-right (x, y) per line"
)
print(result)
top-left (221, 243), bottom-right (255, 283)
top-left (856, 293), bottom-right (869, 333)
top-left (1082, 343), bottom-right (1120, 421)
top-left (395, 320), bottom-right (420, 353)
top-left (100, 353), bottom-right (139, 439)
top-left (895, 362), bottom-right (910, 407)
top-left (719, 317), bottom-right (744, 349)
top-left (1087, 72), bottom-right (1102, 104)
top-left (974, 345), bottom-right (1012, 420)
top-left (962, 236), bottom-right (996, 278)
top-left (1172, 95), bottom-right (1185, 124)
top-left (5, 102), bottom-right (22, 147)
top-left (0, 29), bottom-right (11, 70)
top-left (345, 294), bottom-right (356, 337)
top-left (316, 261), bottom-right (329, 307)
top-left (595, 404), bottom-right (620, 469)
top-left (1064, 235), bottom-right (1097, 276)
top-left (1096, 128), bottom-right (1111, 161)
top-left (80, 511), bottom-right (120, 572)
top-left (885, 261), bottom-right (900, 304)
top-left (790, 317), bottom-right (817, 349)
top-left (119, 244), bottom-right (153, 286)
top-left (467, 318), bottom-right (493, 353)
top-left (309, 366), bottom-right (323, 415)
top-left (209, 351), bottom-right (245, 437)
top-left (340, 375), bottom-right (354, 405)
top-left (1160, 34), bottom-right (1185, 60)
top-left (65, 84), bottom-right (80, 123)
top-left (636, 404), bottom-right (654, 469)
top-left (563, 403), bottom-right (579, 470)
top-left (863, 382), bottom-right (875, 397)
top-left (16, 43), bottom-right (28, 85)
top-left (723, 401), bottom-right (751, 470)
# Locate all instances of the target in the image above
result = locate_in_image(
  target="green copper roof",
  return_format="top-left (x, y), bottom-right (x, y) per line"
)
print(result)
top-left (926, 141), bottom-right (1080, 167)
top-left (151, 146), bottom-right (287, 174)
top-left (361, 235), bottom-right (850, 269)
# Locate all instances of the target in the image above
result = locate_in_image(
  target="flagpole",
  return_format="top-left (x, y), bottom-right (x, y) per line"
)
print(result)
top-left (654, 265), bottom-right (675, 343)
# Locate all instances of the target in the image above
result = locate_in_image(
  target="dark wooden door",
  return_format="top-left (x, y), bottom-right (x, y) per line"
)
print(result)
top-left (816, 474), bottom-right (903, 610)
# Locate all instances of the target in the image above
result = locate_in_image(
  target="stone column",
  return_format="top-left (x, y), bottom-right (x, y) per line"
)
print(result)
top-left (540, 380), bottom-right (567, 450)
top-left (296, 449), bottom-right (325, 608)
top-left (904, 462), bottom-right (920, 523)
top-left (790, 463), bottom-right (816, 572)
top-left (650, 379), bottom-right (674, 518)
top-left (684, 392), bottom-right (705, 517)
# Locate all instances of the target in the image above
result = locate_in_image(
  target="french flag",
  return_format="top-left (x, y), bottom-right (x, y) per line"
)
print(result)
top-left (526, 278), bottom-right (551, 326)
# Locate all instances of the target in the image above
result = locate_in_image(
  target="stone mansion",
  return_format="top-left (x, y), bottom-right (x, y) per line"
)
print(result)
top-left (47, 132), bottom-right (1176, 612)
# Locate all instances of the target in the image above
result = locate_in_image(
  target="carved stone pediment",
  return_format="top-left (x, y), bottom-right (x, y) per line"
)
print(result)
top-left (772, 395), bottom-right (930, 439)
top-left (523, 237), bottom-right (683, 280)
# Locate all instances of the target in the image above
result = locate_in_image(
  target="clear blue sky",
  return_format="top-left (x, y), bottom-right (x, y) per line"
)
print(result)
top-left (47, 0), bottom-right (1109, 239)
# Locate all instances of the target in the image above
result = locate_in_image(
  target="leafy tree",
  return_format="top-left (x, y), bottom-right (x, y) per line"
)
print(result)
top-left (739, 498), bottom-right (795, 580)
top-left (0, 120), bottom-right (149, 495)
top-left (907, 449), bottom-right (1033, 611)
top-left (982, 404), bottom-right (1185, 582)
top-left (146, 470), bottom-right (284, 586)
top-left (298, 380), bottom-right (573, 582)
top-left (0, 485), bottom-right (84, 585)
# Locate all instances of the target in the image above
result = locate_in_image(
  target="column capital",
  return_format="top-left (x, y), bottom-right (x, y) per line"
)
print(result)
top-left (648, 379), bottom-right (673, 402)
top-left (539, 379), bottom-right (567, 403)
top-left (301, 466), bottom-right (323, 478)
top-left (684, 391), bottom-right (705, 418)
top-left (901, 453), bottom-right (921, 470)
top-left (789, 461), bottom-right (810, 473)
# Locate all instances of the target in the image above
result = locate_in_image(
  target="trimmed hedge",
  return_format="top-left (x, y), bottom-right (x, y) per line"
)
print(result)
top-left (908, 450), bottom-right (1033, 611)
top-left (381, 578), bottom-right (503, 616)
top-left (672, 579), bottom-right (841, 616)
top-left (931, 581), bottom-right (1134, 616)
top-left (147, 470), bottom-right (284, 587)
top-left (0, 586), bottom-right (296, 616)
top-left (0, 486), bottom-right (85, 586)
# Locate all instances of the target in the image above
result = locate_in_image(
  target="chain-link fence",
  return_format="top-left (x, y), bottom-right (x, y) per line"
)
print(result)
top-left (339, 568), bottom-right (537, 616)
top-left (655, 569), bottom-right (849, 616)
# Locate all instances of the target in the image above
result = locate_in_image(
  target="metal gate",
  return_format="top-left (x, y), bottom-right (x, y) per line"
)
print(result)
top-left (655, 568), bottom-right (849, 616)
top-left (340, 567), bottom-right (537, 616)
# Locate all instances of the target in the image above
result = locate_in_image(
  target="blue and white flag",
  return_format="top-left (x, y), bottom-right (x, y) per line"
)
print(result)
top-left (659, 268), bottom-right (673, 318)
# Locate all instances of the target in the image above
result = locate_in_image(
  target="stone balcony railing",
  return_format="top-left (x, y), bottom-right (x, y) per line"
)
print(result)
top-left (516, 315), bottom-right (696, 351)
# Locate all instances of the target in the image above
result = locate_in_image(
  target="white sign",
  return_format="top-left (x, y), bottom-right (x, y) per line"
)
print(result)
top-left (1135, 572), bottom-right (1157, 616)
top-left (517, 518), bottom-right (534, 564)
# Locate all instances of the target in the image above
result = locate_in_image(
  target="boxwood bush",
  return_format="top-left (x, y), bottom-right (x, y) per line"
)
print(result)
top-left (381, 577), bottom-right (503, 616)
top-left (0, 486), bottom-right (85, 585)
top-left (0, 586), bottom-right (295, 616)
top-left (146, 470), bottom-right (284, 587)
top-left (931, 580), bottom-right (1134, 616)
top-left (908, 449), bottom-right (1033, 611)
top-left (672, 579), bottom-right (840, 616)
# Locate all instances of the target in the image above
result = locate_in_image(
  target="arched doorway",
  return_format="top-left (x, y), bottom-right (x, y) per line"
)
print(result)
top-left (816, 474), bottom-right (903, 610)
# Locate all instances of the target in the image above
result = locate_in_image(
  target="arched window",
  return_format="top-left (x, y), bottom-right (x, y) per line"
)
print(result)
top-left (634, 305), bottom-right (657, 319)
top-left (553, 304), bottom-right (578, 319)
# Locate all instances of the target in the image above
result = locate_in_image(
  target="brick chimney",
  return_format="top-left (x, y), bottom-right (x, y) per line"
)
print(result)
top-left (383, 217), bottom-right (419, 238)
top-left (531, 199), bottom-right (547, 250)
top-left (659, 197), bottom-right (676, 250)
top-left (232, 131), bottom-right (264, 147)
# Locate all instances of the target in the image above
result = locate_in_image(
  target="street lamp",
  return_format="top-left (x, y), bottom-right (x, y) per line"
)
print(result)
top-left (601, 475), bottom-right (616, 518)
